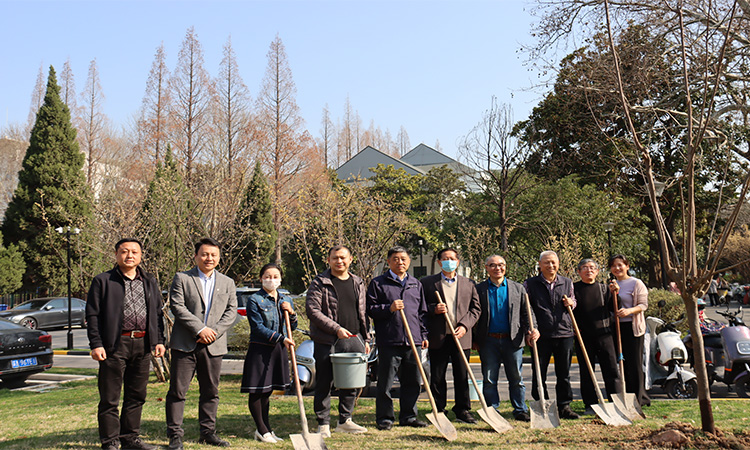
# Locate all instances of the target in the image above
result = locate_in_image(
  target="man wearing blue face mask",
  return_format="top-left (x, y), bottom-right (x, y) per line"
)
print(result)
top-left (422, 248), bottom-right (481, 424)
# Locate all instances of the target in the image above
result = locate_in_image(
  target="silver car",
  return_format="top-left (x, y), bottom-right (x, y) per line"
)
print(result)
top-left (0, 297), bottom-right (87, 330)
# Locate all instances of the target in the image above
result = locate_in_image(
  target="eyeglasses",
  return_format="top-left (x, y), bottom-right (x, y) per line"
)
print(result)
top-left (579, 266), bottom-right (598, 271)
top-left (486, 263), bottom-right (506, 269)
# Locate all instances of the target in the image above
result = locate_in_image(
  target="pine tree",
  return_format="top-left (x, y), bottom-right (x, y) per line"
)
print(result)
top-left (229, 161), bottom-right (276, 282)
top-left (139, 146), bottom-right (199, 289)
top-left (2, 66), bottom-right (93, 293)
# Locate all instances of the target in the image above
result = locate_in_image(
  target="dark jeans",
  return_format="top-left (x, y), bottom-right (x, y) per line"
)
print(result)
top-left (531, 336), bottom-right (574, 408)
top-left (429, 343), bottom-right (471, 414)
top-left (313, 342), bottom-right (358, 425)
top-left (620, 325), bottom-right (650, 406)
top-left (478, 335), bottom-right (527, 414)
top-left (97, 335), bottom-right (151, 446)
top-left (574, 333), bottom-right (621, 407)
top-left (376, 345), bottom-right (421, 424)
top-left (166, 345), bottom-right (223, 438)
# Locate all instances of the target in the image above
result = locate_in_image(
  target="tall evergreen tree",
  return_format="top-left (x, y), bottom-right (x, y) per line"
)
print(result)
top-left (139, 146), bottom-right (198, 289)
top-left (229, 161), bottom-right (276, 283)
top-left (3, 66), bottom-right (93, 293)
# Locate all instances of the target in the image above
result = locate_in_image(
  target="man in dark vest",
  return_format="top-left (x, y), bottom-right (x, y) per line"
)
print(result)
top-left (524, 250), bottom-right (579, 419)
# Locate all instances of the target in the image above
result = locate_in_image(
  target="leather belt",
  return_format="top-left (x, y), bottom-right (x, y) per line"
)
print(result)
top-left (122, 330), bottom-right (146, 338)
top-left (488, 332), bottom-right (509, 339)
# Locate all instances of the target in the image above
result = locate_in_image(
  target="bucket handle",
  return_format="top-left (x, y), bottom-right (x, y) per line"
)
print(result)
top-left (331, 334), bottom-right (366, 354)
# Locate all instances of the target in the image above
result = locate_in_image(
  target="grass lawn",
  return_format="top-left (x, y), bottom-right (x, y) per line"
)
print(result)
top-left (1, 370), bottom-right (749, 449)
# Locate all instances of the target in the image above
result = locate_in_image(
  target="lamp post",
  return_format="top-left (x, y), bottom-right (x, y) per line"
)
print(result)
top-left (56, 226), bottom-right (80, 350)
top-left (653, 179), bottom-right (669, 289)
top-left (417, 239), bottom-right (424, 278)
top-left (603, 221), bottom-right (615, 256)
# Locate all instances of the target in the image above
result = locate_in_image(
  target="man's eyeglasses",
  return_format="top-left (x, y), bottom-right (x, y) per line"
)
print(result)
top-left (486, 263), bottom-right (506, 269)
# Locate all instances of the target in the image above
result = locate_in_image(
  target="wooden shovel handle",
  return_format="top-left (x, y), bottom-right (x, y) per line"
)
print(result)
top-left (565, 302), bottom-right (606, 404)
top-left (524, 293), bottom-right (547, 407)
top-left (285, 310), bottom-right (310, 436)
top-left (398, 307), bottom-right (439, 413)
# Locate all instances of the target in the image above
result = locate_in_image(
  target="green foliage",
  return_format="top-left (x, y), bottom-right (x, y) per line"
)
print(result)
top-left (228, 161), bottom-right (277, 283)
top-left (138, 147), bottom-right (200, 289)
top-left (646, 288), bottom-right (687, 333)
top-left (2, 66), bottom-right (93, 294)
top-left (0, 233), bottom-right (25, 295)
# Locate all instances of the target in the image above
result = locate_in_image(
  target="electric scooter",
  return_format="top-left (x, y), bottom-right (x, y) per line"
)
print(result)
top-left (645, 302), bottom-right (697, 399)
top-left (699, 306), bottom-right (750, 397)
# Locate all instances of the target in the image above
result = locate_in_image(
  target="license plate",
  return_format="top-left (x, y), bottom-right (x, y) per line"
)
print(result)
top-left (11, 357), bottom-right (37, 369)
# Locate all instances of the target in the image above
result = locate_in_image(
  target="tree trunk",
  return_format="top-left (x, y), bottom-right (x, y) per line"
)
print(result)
top-left (683, 293), bottom-right (715, 433)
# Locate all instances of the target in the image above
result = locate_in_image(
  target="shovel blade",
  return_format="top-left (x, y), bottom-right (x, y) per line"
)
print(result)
top-left (612, 392), bottom-right (644, 421)
top-left (591, 403), bottom-right (632, 426)
top-left (426, 411), bottom-right (457, 441)
top-left (290, 433), bottom-right (327, 450)
top-left (477, 407), bottom-right (513, 433)
top-left (529, 399), bottom-right (560, 429)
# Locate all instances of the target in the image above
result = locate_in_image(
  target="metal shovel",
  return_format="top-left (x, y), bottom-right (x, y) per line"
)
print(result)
top-left (610, 284), bottom-right (645, 421)
top-left (435, 292), bottom-right (512, 433)
top-left (285, 311), bottom-right (328, 450)
top-left (566, 303), bottom-right (632, 426)
top-left (524, 294), bottom-right (560, 429)
top-left (398, 307), bottom-right (458, 441)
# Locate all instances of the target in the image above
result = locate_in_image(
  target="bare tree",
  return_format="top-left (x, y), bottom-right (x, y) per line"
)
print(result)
top-left (318, 104), bottom-right (335, 168)
top-left (459, 98), bottom-right (530, 251)
top-left (59, 58), bottom-right (78, 115)
top-left (140, 43), bottom-right (171, 163)
top-left (397, 126), bottom-right (411, 156)
top-left (256, 35), bottom-right (312, 264)
top-left (26, 64), bottom-right (46, 138)
top-left (170, 27), bottom-right (214, 180)
top-left (215, 36), bottom-right (252, 178)
top-left (79, 58), bottom-right (108, 191)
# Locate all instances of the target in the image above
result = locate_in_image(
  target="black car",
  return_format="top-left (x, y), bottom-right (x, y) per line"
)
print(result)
top-left (0, 318), bottom-right (53, 387)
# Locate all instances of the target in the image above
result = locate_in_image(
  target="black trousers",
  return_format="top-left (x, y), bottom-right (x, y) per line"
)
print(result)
top-left (429, 342), bottom-right (471, 414)
top-left (531, 336), bottom-right (574, 408)
top-left (97, 335), bottom-right (151, 446)
top-left (574, 333), bottom-right (622, 406)
top-left (376, 345), bottom-right (421, 424)
top-left (166, 345), bottom-right (223, 438)
top-left (313, 342), bottom-right (358, 425)
top-left (620, 325), bottom-right (650, 406)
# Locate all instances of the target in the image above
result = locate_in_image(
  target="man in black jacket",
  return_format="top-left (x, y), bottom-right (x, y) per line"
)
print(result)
top-left (87, 238), bottom-right (165, 450)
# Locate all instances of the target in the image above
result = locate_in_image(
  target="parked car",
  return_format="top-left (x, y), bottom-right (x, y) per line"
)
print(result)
top-left (0, 297), bottom-right (87, 330)
top-left (0, 318), bottom-right (53, 387)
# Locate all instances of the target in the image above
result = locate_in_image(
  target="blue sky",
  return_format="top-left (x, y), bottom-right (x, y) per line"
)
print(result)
top-left (0, 0), bottom-right (545, 161)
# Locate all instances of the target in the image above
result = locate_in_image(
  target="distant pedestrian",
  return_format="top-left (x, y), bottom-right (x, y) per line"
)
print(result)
top-left (708, 275), bottom-right (719, 307)
top-left (86, 238), bottom-right (165, 450)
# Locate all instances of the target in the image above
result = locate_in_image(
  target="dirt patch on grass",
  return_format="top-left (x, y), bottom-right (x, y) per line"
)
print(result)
top-left (618, 421), bottom-right (750, 450)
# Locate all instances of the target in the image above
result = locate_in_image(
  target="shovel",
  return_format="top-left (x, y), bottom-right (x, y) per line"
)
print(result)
top-left (397, 306), bottom-right (457, 441)
top-left (285, 310), bottom-right (328, 450)
top-left (565, 303), bottom-right (632, 426)
top-left (524, 293), bottom-right (560, 429)
top-left (609, 277), bottom-right (645, 421)
top-left (435, 292), bottom-right (512, 433)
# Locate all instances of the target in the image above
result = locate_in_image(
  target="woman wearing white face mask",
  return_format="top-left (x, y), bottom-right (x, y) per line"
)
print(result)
top-left (241, 263), bottom-right (296, 443)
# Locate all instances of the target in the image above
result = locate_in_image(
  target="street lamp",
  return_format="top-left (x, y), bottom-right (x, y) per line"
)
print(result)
top-left (653, 178), bottom-right (670, 289)
top-left (417, 239), bottom-right (424, 278)
top-left (603, 221), bottom-right (615, 256)
top-left (55, 226), bottom-right (81, 350)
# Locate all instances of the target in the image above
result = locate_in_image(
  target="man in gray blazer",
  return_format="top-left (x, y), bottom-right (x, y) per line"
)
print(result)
top-left (166, 238), bottom-right (237, 449)
top-left (474, 255), bottom-right (539, 422)
top-left (422, 248), bottom-right (481, 424)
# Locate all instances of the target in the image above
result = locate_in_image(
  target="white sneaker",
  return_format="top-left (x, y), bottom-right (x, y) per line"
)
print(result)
top-left (270, 431), bottom-right (284, 442)
top-left (335, 418), bottom-right (367, 434)
top-left (318, 424), bottom-right (331, 438)
top-left (254, 430), bottom-right (277, 443)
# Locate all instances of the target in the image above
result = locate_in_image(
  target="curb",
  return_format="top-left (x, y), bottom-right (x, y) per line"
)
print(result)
top-left (53, 349), bottom-right (90, 356)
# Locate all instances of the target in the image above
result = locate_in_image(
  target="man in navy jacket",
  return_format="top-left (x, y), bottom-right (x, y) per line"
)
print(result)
top-left (366, 246), bottom-right (428, 430)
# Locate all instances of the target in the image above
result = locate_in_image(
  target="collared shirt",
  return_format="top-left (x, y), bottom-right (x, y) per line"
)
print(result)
top-left (198, 269), bottom-right (216, 324)
top-left (389, 270), bottom-right (407, 286)
top-left (120, 268), bottom-right (147, 331)
top-left (440, 272), bottom-right (456, 285)
top-left (487, 277), bottom-right (510, 334)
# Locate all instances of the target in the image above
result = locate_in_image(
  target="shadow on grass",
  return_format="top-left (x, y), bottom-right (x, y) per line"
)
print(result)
top-left (0, 427), bottom-right (101, 450)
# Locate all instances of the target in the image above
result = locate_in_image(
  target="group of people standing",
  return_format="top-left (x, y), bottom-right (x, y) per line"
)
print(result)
top-left (85, 238), bottom-right (650, 450)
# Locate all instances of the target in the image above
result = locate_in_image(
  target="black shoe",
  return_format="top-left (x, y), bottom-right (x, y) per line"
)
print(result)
top-left (168, 436), bottom-right (183, 450)
top-left (376, 420), bottom-right (393, 430)
top-left (198, 433), bottom-right (230, 447)
top-left (401, 417), bottom-right (428, 428)
top-left (101, 441), bottom-right (119, 450)
top-left (120, 437), bottom-right (156, 450)
top-left (559, 405), bottom-right (579, 420)
top-left (455, 411), bottom-right (477, 424)
top-left (514, 411), bottom-right (531, 422)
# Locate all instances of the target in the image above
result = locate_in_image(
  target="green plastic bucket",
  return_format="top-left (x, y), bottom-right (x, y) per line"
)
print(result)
top-left (330, 352), bottom-right (368, 389)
